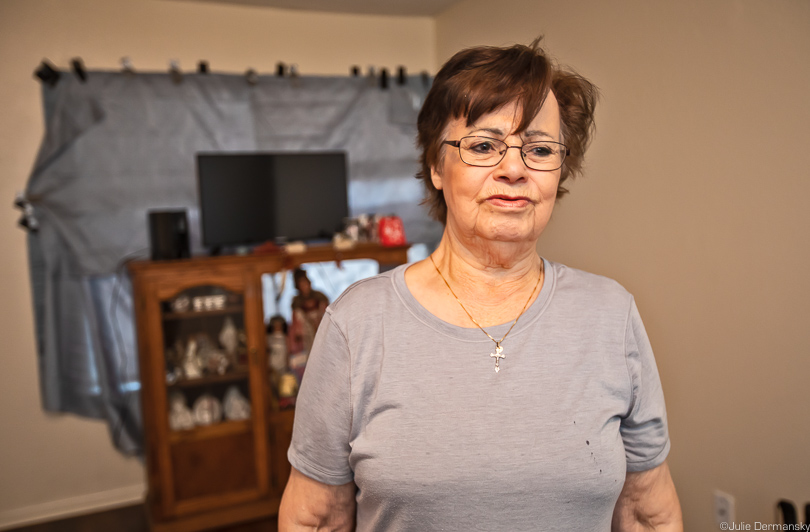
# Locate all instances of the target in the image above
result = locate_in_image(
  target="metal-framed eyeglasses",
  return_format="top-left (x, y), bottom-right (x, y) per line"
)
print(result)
top-left (443, 136), bottom-right (570, 172)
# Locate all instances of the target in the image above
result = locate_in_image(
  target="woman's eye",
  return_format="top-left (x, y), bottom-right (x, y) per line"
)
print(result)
top-left (527, 145), bottom-right (553, 158)
top-left (468, 141), bottom-right (497, 154)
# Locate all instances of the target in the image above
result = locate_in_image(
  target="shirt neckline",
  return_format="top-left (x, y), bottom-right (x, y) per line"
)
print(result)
top-left (390, 257), bottom-right (556, 344)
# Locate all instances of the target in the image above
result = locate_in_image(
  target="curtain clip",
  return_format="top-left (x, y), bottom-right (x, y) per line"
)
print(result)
top-left (34, 60), bottom-right (60, 87)
top-left (379, 68), bottom-right (389, 90)
top-left (71, 57), bottom-right (87, 83)
top-left (169, 60), bottom-right (183, 84)
top-left (13, 192), bottom-right (39, 232)
top-left (121, 57), bottom-right (135, 75)
top-left (245, 68), bottom-right (258, 86)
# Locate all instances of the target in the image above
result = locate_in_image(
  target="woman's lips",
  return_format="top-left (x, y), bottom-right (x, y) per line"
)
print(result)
top-left (485, 195), bottom-right (532, 208)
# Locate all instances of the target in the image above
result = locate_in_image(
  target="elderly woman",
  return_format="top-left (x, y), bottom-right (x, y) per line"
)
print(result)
top-left (279, 40), bottom-right (681, 531)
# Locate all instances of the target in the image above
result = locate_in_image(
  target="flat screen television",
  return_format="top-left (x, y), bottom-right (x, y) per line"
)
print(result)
top-left (197, 151), bottom-right (349, 249)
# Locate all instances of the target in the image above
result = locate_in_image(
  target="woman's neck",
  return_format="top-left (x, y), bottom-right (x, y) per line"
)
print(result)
top-left (431, 228), bottom-right (542, 299)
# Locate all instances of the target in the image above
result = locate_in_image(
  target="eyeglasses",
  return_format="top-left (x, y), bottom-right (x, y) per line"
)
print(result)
top-left (443, 136), bottom-right (569, 172)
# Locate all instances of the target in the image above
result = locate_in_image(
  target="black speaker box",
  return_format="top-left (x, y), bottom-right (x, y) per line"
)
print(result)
top-left (149, 210), bottom-right (190, 261)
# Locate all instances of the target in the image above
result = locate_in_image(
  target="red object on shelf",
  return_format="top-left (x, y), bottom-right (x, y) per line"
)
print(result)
top-left (378, 216), bottom-right (406, 247)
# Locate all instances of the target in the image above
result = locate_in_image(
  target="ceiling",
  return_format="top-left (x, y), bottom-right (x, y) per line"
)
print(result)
top-left (174, 0), bottom-right (461, 17)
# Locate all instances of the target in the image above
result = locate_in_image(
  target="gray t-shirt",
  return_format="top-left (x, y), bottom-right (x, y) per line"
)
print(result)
top-left (289, 259), bottom-right (670, 531)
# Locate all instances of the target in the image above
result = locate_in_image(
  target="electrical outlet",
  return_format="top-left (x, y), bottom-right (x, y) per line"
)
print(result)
top-left (714, 490), bottom-right (736, 527)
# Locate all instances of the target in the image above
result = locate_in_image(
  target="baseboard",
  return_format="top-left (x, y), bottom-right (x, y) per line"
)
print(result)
top-left (0, 483), bottom-right (145, 531)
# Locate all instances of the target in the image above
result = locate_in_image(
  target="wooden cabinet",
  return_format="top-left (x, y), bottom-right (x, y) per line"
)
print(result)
top-left (129, 244), bottom-right (408, 532)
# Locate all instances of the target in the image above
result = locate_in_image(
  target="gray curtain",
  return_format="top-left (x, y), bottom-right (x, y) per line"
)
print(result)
top-left (23, 70), bottom-right (440, 455)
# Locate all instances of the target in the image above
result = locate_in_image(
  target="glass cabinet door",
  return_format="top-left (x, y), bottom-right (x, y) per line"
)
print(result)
top-left (162, 285), bottom-right (252, 433)
top-left (157, 283), bottom-right (266, 516)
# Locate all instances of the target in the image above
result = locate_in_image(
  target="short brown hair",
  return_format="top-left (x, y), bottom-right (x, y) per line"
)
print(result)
top-left (416, 38), bottom-right (598, 224)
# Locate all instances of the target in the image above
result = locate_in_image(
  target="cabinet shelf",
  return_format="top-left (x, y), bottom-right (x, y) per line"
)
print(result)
top-left (162, 306), bottom-right (243, 320)
top-left (168, 370), bottom-right (249, 389)
top-left (169, 419), bottom-right (252, 443)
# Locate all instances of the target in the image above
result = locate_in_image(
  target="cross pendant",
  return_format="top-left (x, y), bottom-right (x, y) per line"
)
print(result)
top-left (490, 344), bottom-right (505, 373)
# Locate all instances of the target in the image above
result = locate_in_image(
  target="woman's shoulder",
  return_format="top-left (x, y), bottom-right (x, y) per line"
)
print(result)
top-left (327, 264), bottom-right (404, 314)
top-left (548, 259), bottom-right (634, 310)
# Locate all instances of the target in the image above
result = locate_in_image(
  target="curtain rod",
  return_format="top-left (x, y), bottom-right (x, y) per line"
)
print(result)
top-left (34, 57), bottom-right (431, 90)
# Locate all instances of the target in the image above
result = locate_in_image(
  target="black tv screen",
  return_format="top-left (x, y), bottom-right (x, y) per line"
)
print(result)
top-left (197, 152), bottom-right (349, 248)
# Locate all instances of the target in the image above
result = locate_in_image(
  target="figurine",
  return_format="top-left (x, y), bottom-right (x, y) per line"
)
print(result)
top-left (357, 213), bottom-right (372, 241)
top-left (289, 352), bottom-right (308, 386)
top-left (278, 372), bottom-right (299, 399)
top-left (165, 338), bottom-right (185, 372)
top-left (168, 392), bottom-right (195, 431)
top-left (289, 352), bottom-right (308, 370)
top-left (205, 349), bottom-right (230, 375)
top-left (195, 333), bottom-right (230, 375)
top-left (343, 217), bottom-right (360, 242)
top-left (266, 315), bottom-right (290, 374)
top-left (289, 268), bottom-right (328, 354)
top-left (181, 338), bottom-right (203, 379)
top-left (223, 386), bottom-right (251, 421)
top-left (170, 294), bottom-right (190, 313)
top-left (192, 393), bottom-right (222, 426)
top-left (333, 232), bottom-right (354, 250)
top-left (165, 367), bottom-right (182, 385)
top-left (219, 317), bottom-right (239, 359)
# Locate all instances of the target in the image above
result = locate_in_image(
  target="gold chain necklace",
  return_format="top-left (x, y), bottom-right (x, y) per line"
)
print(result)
top-left (429, 254), bottom-right (543, 373)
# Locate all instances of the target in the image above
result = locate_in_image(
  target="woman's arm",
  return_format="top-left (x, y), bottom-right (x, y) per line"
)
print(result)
top-left (612, 461), bottom-right (683, 531)
top-left (279, 467), bottom-right (356, 532)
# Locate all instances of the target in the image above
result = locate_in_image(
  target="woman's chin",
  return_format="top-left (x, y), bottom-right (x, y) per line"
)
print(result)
top-left (448, 212), bottom-right (546, 246)
top-left (477, 224), bottom-right (542, 245)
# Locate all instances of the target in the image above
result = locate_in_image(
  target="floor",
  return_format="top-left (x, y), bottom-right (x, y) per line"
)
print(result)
top-left (6, 504), bottom-right (278, 532)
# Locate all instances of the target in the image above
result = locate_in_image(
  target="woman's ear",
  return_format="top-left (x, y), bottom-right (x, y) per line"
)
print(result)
top-left (430, 165), bottom-right (443, 191)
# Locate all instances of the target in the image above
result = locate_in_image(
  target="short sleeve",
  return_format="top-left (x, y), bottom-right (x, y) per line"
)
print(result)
top-left (621, 297), bottom-right (671, 472)
top-left (287, 309), bottom-right (354, 485)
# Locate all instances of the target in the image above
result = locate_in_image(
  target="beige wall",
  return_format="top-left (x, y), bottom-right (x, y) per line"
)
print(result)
top-left (0, 0), bottom-right (434, 528)
top-left (436, 0), bottom-right (810, 530)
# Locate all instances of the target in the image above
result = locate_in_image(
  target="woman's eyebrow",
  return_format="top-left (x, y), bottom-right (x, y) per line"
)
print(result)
top-left (468, 127), bottom-right (504, 136)
top-left (524, 129), bottom-right (554, 139)
top-left (467, 127), bottom-right (556, 140)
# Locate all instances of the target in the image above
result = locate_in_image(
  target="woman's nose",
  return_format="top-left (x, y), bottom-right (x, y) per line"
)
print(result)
top-left (495, 146), bottom-right (527, 183)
